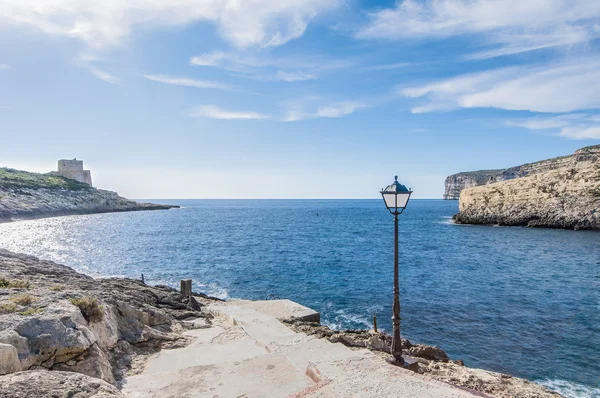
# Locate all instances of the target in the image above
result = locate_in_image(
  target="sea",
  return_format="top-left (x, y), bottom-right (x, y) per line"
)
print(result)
top-left (0, 199), bottom-right (598, 398)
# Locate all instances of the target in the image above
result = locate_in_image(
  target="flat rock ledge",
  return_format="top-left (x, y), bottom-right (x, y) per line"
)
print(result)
top-left (0, 249), bottom-right (217, 396)
top-left (284, 320), bottom-right (562, 398)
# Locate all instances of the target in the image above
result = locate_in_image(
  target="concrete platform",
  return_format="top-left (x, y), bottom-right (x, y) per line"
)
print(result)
top-left (122, 300), bottom-right (477, 398)
top-left (212, 299), bottom-right (321, 323)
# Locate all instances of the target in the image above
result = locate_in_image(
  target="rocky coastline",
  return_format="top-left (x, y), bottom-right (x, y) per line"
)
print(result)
top-left (0, 249), bottom-right (561, 397)
top-left (453, 145), bottom-right (600, 230)
top-left (0, 167), bottom-right (178, 223)
top-left (443, 147), bottom-right (584, 200)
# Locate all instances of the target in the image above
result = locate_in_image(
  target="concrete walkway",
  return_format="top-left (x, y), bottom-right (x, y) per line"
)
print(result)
top-left (122, 300), bottom-right (476, 398)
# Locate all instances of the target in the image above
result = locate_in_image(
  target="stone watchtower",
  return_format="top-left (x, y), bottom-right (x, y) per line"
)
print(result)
top-left (57, 159), bottom-right (92, 186)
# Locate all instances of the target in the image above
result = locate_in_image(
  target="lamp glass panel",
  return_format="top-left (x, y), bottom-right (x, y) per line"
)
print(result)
top-left (396, 192), bottom-right (411, 209)
top-left (383, 193), bottom-right (397, 209)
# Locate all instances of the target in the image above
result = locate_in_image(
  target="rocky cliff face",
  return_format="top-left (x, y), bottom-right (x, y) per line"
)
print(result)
top-left (453, 145), bottom-right (600, 230)
top-left (443, 153), bottom-right (574, 199)
top-left (0, 167), bottom-right (177, 222)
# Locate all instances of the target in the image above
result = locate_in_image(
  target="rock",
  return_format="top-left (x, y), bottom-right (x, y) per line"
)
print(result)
top-left (0, 249), bottom-right (213, 384)
top-left (408, 344), bottom-right (450, 362)
top-left (444, 144), bottom-right (595, 201)
top-left (0, 370), bottom-right (125, 397)
top-left (0, 166), bottom-right (178, 223)
top-left (454, 144), bottom-right (600, 230)
top-left (0, 343), bottom-right (21, 375)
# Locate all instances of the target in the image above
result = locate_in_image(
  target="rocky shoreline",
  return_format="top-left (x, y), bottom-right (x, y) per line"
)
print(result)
top-left (0, 249), bottom-right (562, 397)
top-left (453, 145), bottom-right (600, 230)
top-left (0, 167), bottom-right (178, 223)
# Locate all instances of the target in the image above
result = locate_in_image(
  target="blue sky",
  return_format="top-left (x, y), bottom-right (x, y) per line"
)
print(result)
top-left (1, 0), bottom-right (600, 199)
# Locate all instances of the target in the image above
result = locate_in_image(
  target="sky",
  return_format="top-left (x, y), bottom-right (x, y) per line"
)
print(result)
top-left (1, 0), bottom-right (600, 199)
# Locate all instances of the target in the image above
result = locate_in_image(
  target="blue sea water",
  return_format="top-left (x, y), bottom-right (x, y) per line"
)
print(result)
top-left (0, 199), bottom-right (598, 397)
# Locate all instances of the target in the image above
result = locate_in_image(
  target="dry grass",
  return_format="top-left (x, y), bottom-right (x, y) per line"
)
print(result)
top-left (50, 285), bottom-right (64, 291)
top-left (0, 302), bottom-right (17, 314)
top-left (70, 296), bottom-right (104, 323)
top-left (11, 294), bottom-right (36, 306)
top-left (18, 308), bottom-right (42, 316)
top-left (0, 278), bottom-right (31, 289)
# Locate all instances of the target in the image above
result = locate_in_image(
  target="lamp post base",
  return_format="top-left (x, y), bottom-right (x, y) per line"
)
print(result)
top-left (387, 355), bottom-right (419, 372)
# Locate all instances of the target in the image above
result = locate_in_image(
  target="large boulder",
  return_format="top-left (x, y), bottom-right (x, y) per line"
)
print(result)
top-left (0, 343), bottom-right (20, 375)
top-left (0, 370), bottom-right (125, 398)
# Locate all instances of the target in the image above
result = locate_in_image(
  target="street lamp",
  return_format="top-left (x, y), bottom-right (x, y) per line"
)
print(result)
top-left (380, 175), bottom-right (412, 366)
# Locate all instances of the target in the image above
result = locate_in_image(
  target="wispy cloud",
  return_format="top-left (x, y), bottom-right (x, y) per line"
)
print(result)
top-left (282, 98), bottom-right (367, 121)
top-left (400, 58), bottom-right (600, 114)
top-left (1, 1), bottom-right (340, 50)
top-left (190, 50), bottom-right (352, 82)
top-left (144, 74), bottom-right (233, 91)
top-left (507, 114), bottom-right (600, 139)
top-left (276, 70), bottom-right (316, 82)
top-left (190, 105), bottom-right (270, 120)
top-left (88, 66), bottom-right (120, 84)
top-left (363, 62), bottom-right (412, 71)
top-left (0, 64), bottom-right (8, 70)
top-left (190, 98), bottom-right (367, 122)
top-left (358, 0), bottom-right (600, 59)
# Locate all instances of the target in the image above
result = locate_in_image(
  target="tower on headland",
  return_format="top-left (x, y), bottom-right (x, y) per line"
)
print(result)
top-left (57, 159), bottom-right (92, 186)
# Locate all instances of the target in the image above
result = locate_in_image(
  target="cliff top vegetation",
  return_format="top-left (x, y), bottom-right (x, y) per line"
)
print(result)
top-left (0, 167), bottom-right (91, 191)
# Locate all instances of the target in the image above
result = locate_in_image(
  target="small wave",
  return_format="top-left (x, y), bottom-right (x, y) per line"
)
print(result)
top-left (538, 378), bottom-right (600, 398)
top-left (324, 309), bottom-right (375, 331)
top-left (199, 283), bottom-right (229, 300)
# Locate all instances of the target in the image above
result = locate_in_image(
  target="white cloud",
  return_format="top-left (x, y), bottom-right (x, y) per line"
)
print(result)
top-left (275, 70), bottom-right (316, 82)
top-left (282, 98), bottom-right (366, 121)
top-left (0, 0), bottom-right (339, 49)
top-left (507, 114), bottom-right (600, 140)
top-left (190, 99), bottom-right (366, 122)
top-left (88, 66), bottom-right (121, 84)
top-left (315, 101), bottom-right (365, 118)
top-left (190, 105), bottom-right (270, 120)
top-left (400, 58), bottom-right (600, 113)
top-left (144, 74), bottom-right (233, 91)
top-left (0, 64), bottom-right (8, 69)
top-left (358, 0), bottom-right (600, 59)
top-left (191, 50), bottom-right (351, 82)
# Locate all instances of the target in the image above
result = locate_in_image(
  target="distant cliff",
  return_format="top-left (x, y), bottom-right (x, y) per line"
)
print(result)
top-left (453, 145), bottom-right (600, 230)
top-left (0, 167), bottom-right (177, 222)
top-left (443, 154), bottom-right (573, 199)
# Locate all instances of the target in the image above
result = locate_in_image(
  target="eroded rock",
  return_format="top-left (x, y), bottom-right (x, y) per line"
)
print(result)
top-left (0, 249), bottom-right (214, 387)
top-left (0, 370), bottom-right (125, 398)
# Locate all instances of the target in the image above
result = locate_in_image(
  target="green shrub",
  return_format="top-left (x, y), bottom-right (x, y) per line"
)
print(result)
top-left (0, 278), bottom-right (8, 288)
top-left (0, 167), bottom-right (91, 191)
top-left (70, 297), bottom-right (104, 323)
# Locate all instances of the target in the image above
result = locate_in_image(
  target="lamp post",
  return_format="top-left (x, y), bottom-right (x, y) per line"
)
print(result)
top-left (380, 175), bottom-right (412, 366)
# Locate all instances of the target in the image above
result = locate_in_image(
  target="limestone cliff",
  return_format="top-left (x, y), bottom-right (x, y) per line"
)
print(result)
top-left (443, 153), bottom-right (573, 200)
top-left (453, 145), bottom-right (600, 230)
top-left (0, 167), bottom-right (177, 222)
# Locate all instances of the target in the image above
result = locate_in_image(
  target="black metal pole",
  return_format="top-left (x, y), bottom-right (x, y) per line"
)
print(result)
top-left (391, 211), bottom-right (403, 363)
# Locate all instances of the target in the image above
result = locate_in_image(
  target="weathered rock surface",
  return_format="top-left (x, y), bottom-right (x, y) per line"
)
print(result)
top-left (0, 167), bottom-right (178, 222)
top-left (443, 147), bottom-right (578, 200)
top-left (284, 319), bottom-right (561, 398)
top-left (454, 145), bottom-right (600, 230)
top-left (0, 370), bottom-right (125, 398)
top-left (0, 249), bottom-right (215, 390)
